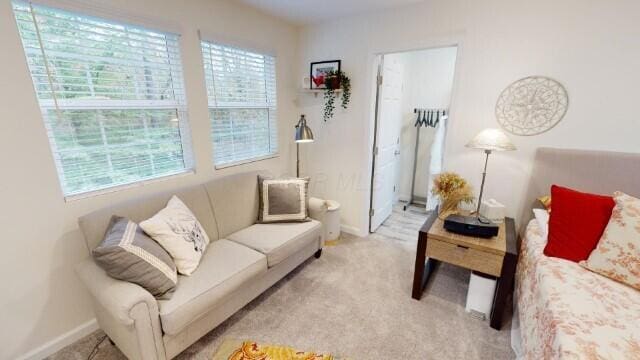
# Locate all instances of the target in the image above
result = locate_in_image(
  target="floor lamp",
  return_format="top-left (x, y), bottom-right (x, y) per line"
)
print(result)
top-left (295, 114), bottom-right (314, 177)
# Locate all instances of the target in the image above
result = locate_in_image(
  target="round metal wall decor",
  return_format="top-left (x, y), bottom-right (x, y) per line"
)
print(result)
top-left (495, 76), bottom-right (568, 136)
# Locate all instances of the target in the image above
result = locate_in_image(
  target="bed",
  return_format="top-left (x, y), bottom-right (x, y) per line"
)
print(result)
top-left (515, 148), bottom-right (640, 359)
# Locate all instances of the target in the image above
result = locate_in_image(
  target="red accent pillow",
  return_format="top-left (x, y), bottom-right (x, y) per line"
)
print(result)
top-left (544, 185), bottom-right (615, 262)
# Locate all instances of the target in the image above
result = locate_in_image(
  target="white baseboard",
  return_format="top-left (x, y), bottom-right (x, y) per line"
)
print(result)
top-left (17, 318), bottom-right (98, 360)
top-left (340, 224), bottom-right (367, 237)
top-left (398, 197), bottom-right (427, 205)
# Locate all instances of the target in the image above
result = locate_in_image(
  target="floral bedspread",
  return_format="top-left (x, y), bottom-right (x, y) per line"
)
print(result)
top-left (516, 220), bottom-right (640, 359)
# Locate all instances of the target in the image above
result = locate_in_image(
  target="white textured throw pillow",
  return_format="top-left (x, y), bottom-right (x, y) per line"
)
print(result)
top-left (140, 196), bottom-right (210, 275)
top-left (581, 191), bottom-right (640, 290)
top-left (533, 208), bottom-right (550, 240)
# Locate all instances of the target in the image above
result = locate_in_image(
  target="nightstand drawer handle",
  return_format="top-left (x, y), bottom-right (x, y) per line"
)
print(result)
top-left (457, 245), bottom-right (469, 250)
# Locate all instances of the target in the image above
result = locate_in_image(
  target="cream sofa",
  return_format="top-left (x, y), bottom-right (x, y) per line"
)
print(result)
top-left (75, 171), bottom-right (328, 359)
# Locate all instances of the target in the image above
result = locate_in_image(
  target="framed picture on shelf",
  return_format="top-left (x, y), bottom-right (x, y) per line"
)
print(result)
top-left (310, 60), bottom-right (341, 89)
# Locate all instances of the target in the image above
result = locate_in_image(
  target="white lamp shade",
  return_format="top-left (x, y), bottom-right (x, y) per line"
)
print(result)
top-left (466, 128), bottom-right (516, 151)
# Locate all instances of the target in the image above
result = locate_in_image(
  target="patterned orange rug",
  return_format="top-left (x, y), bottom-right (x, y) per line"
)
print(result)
top-left (212, 339), bottom-right (343, 360)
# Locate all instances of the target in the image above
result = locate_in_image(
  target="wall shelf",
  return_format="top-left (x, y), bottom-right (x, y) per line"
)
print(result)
top-left (299, 88), bottom-right (343, 98)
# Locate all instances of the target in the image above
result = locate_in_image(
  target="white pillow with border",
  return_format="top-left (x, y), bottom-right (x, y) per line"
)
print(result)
top-left (258, 176), bottom-right (309, 223)
top-left (140, 195), bottom-right (210, 275)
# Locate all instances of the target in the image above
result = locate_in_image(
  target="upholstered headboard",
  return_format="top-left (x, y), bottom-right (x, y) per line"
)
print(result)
top-left (518, 147), bottom-right (640, 234)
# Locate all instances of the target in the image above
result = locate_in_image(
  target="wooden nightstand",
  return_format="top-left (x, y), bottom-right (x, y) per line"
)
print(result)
top-left (411, 211), bottom-right (518, 330)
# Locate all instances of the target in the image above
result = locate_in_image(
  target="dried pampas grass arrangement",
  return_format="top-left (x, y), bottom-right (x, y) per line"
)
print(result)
top-left (432, 172), bottom-right (474, 218)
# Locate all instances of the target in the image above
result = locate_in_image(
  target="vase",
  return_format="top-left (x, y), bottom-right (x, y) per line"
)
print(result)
top-left (325, 76), bottom-right (341, 90)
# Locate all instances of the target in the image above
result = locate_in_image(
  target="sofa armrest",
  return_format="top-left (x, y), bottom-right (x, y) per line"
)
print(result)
top-left (76, 258), bottom-right (157, 325)
top-left (308, 197), bottom-right (328, 224)
top-left (76, 259), bottom-right (166, 360)
top-left (309, 197), bottom-right (329, 246)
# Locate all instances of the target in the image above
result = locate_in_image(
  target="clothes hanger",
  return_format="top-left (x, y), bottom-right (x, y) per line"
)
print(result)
top-left (433, 110), bottom-right (440, 128)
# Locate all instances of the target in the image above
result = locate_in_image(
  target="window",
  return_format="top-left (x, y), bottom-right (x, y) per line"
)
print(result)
top-left (12, 1), bottom-right (192, 197)
top-left (201, 41), bottom-right (278, 167)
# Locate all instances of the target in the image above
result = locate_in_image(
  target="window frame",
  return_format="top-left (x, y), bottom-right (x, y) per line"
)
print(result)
top-left (12, 1), bottom-right (195, 200)
top-left (200, 39), bottom-right (279, 169)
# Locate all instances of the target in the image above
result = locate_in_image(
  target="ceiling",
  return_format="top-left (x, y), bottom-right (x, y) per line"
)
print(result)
top-left (236, 0), bottom-right (426, 25)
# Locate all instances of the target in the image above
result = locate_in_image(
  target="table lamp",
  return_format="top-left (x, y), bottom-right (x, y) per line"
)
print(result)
top-left (442, 128), bottom-right (516, 238)
top-left (466, 128), bottom-right (516, 222)
top-left (294, 114), bottom-right (314, 177)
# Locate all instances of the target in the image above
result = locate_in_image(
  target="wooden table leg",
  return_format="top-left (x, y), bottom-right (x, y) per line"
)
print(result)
top-left (490, 217), bottom-right (518, 330)
top-left (412, 212), bottom-right (439, 300)
top-left (412, 233), bottom-right (439, 300)
top-left (490, 251), bottom-right (516, 330)
top-left (412, 232), bottom-right (427, 299)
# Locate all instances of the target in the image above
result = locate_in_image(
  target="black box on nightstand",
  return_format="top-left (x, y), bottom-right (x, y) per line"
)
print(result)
top-left (443, 214), bottom-right (500, 238)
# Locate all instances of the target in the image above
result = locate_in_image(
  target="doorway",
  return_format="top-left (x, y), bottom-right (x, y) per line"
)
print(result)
top-left (369, 46), bottom-right (458, 233)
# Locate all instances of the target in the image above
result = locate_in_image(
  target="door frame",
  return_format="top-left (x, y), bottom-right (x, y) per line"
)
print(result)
top-left (367, 43), bottom-right (462, 233)
top-left (367, 56), bottom-right (384, 233)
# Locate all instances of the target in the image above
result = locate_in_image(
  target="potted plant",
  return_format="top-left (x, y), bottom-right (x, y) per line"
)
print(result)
top-left (432, 172), bottom-right (474, 219)
top-left (323, 70), bottom-right (351, 121)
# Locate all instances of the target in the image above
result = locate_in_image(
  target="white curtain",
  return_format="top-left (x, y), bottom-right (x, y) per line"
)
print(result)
top-left (426, 116), bottom-right (447, 210)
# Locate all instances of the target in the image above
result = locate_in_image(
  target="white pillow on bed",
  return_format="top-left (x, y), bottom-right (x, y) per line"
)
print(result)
top-left (533, 208), bottom-right (550, 239)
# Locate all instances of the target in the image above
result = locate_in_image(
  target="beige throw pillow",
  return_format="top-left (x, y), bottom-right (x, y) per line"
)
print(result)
top-left (140, 196), bottom-right (210, 275)
top-left (581, 191), bottom-right (640, 290)
top-left (258, 176), bottom-right (310, 223)
top-left (93, 216), bottom-right (177, 298)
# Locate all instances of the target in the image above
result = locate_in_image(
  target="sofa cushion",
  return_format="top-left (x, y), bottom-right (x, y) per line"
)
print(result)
top-left (204, 171), bottom-right (271, 238)
top-left (227, 220), bottom-right (322, 267)
top-left (158, 239), bottom-right (267, 335)
top-left (79, 185), bottom-right (219, 252)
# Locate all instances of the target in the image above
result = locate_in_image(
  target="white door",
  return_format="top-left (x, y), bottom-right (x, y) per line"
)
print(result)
top-left (370, 55), bottom-right (403, 232)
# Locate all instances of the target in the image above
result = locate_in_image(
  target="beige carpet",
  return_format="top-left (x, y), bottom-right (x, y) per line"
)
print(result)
top-left (49, 203), bottom-right (514, 360)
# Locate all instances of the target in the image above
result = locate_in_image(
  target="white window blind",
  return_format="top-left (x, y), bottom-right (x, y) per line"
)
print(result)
top-left (201, 41), bottom-right (278, 166)
top-left (12, 1), bottom-right (193, 197)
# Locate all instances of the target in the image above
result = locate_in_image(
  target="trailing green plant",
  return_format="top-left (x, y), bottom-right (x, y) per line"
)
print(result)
top-left (324, 87), bottom-right (336, 121)
top-left (323, 70), bottom-right (351, 121)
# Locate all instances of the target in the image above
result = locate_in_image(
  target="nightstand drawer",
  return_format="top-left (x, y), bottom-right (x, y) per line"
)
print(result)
top-left (427, 238), bottom-right (503, 276)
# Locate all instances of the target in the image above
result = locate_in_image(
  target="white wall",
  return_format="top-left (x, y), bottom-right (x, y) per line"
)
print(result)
top-left (396, 47), bottom-right (457, 201)
top-left (0, 0), bottom-right (299, 358)
top-left (297, 0), bottom-right (640, 236)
